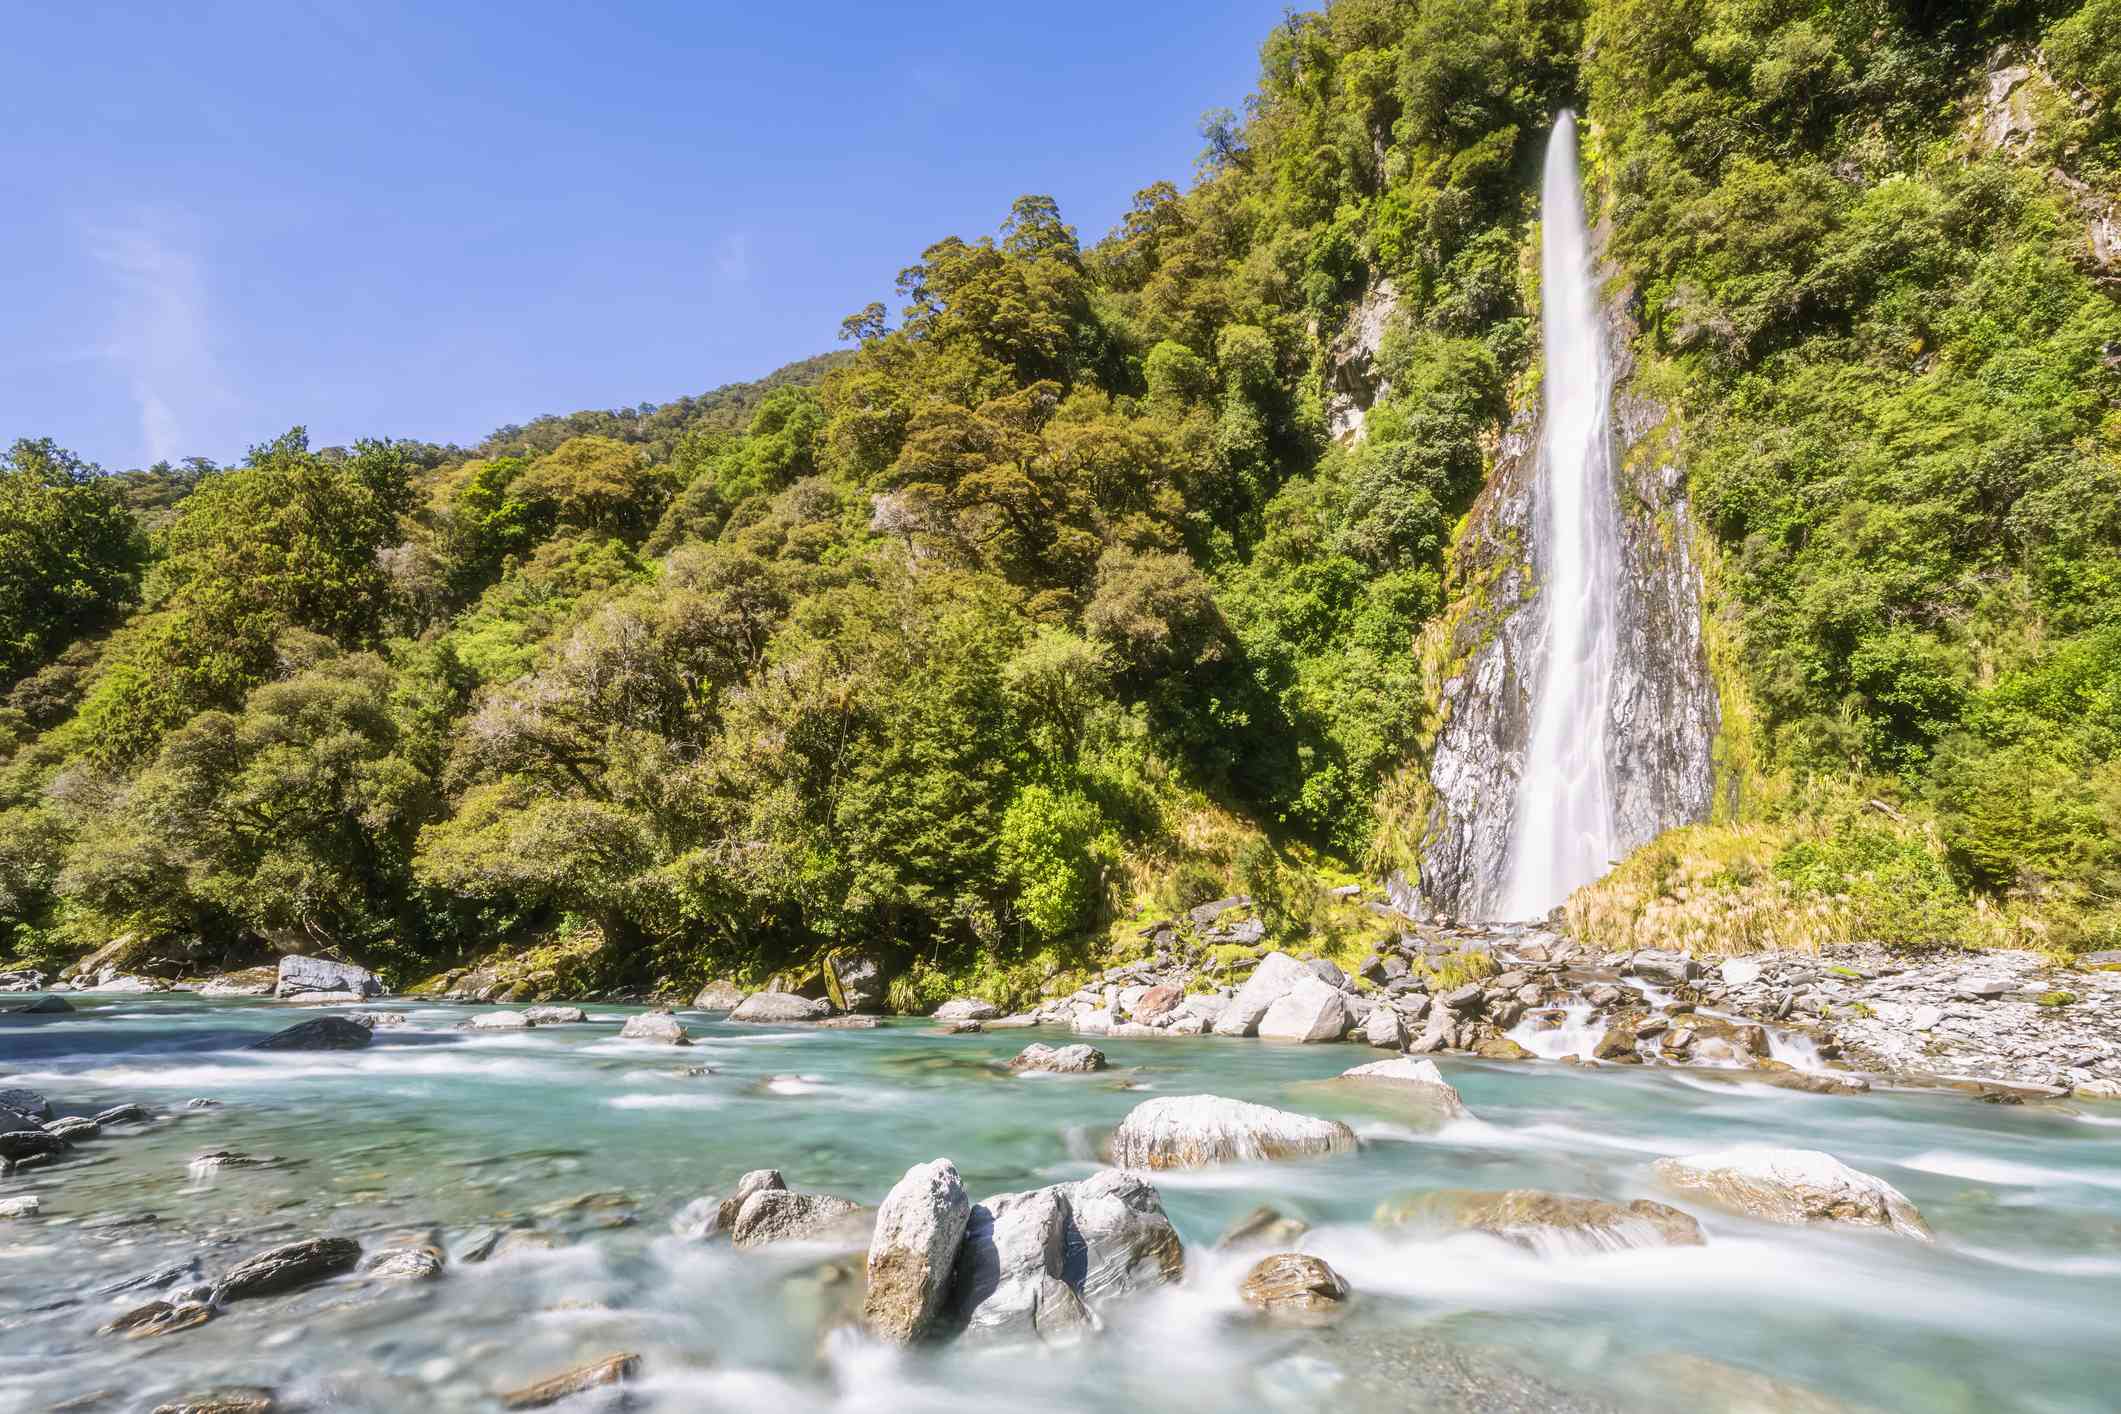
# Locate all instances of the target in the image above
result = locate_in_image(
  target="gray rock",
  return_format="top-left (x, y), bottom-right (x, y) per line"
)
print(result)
top-left (864, 1158), bottom-right (971, 1344)
top-left (618, 1011), bottom-right (691, 1044)
top-left (500, 1353), bottom-right (640, 1411)
top-left (729, 991), bottom-right (830, 1024)
top-left (460, 1010), bottom-right (534, 1030)
top-left (7, 994), bottom-right (71, 1014)
top-left (1719, 958), bottom-right (1763, 987)
top-left (359, 1245), bottom-right (445, 1280)
top-left (523, 1005), bottom-right (587, 1025)
top-left (44, 1116), bottom-right (100, 1141)
top-left (274, 955), bottom-right (381, 1000)
top-left (0, 1087), bottom-right (52, 1120)
top-left (211, 1236), bottom-right (362, 1304)
top-left (825, 952), bottom-right (889, 1012)
top-left (248, 1016), bottom-right (372, 1051)
top-left (692, 979), bottom-right (745, 1009)
top-left (1305, 958), bottom-right (1348, 988)
top-left (1956, 974), bottom-right (2014, 999)
top-left (1627, 951), bottom-right (1700, 985)
top-left (933, 997), bottom-right (999, 1022)
top-left (1654, 1146), bottom-right (1931, 1239)
top-left (1257, 975), bottom-right (1349, 1043)
top-left (1216, 1204), bottom-right (1310, 1250)
top-left (1008, 1042), bottom-right (1107, 1074)
top-left (1335, 1057), bottom-right (1469, 1119)
top-left (730, 1189), bottom-right (865, 1249)
top-left (0, 1194), bottom-right (40, 1219)
top-left (1188, 896), bottom-right (1248, 926)
top-left (1361, 1004), bottom-right (1410, 1049)
top-left (1212, 951), bottom-right (1308, 1037)
top-left (954, 1169), bottom-right (1183, 1342)
top-left (1440, 982), bottom-right (1487, 1012)
top-left (1409, 1004), bottom-right (1458, 1054)
top-left (1109, 1094), bottom-right (1358, 1169)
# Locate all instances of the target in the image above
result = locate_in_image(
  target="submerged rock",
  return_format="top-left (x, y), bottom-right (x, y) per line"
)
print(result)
top-left (1238, 1252), bottom-right (1351, 1322)
top-left (499, 1352), bottom-right (640, 1410)
top-left (1653, 1146), bottom-right (1930, 1239)
top-left (1212, 951), bottom-right (1307, 1037)
top-left (149, 1387), bottom-right (277, 1414)
top-left (1376, 1189), bottom-right (1704, 1252)
top-left (274, 955), bottom-right (381, 1000)
top-left (359, 1245), bottom-right (445, 1281)
top-left (248, 1016), bottom-right (371, 1051)
top-left (730, 992), bottom-right (830, 1024)
top-left (1109, 1094), bottom-right (1358, 1169)
top-left (7, 994), bottom-right (72, 1013)
top-left (730, 1189), bottom-right (866, 1249)
top-left (1216, 1204), bottom-right (1310, 1250)
top-left (102, 1299), bottom-right (214, 1339)
top-left (618, 1011), bottom-right (692, 1044)
top-left (954, 1169), bottom-right (1183, 1342)
top-left (0, 1194), bottom-right (41, 1219)
top-left (1335, 1057), bottom-right (1470, 1119)
top-left (211, 1237), bottom-right (362, 1304)
top-left (1257, 976), bottom-right (1350, 1043)
top-left (94, 1104), bottom-right (151, 1125)
top-left (864, 1158), bottom-right (971, 1344)
top-left (1008, 1042), bottom-right (1107, 1074)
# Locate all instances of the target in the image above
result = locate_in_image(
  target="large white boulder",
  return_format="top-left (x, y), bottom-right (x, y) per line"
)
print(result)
top-left (864, 1159), bottom-right (971, 1345)
top-left (1109, 1094), bottom-right (1358, 1170)
top-left (1335, 1057), bottom-right (1469, 1120)
top-left (1653, 1146), bottom-right (1931, 1239)
top-left (954, 1169), bottom-right (1183, 1343)
top-left (1211, 952), bottom-right (1308, 1037)
top-left (275, 955), bottom-right (381, 1000)
top-left (730, 992), bottom-right (830, 1024)
top-left (1256, 976), bottom-right (1350, 1043)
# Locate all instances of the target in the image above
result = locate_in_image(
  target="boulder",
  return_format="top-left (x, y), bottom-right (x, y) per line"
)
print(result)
top-left (500, 1353), bottom-right (640, 1411)
top-left (1719, 958), bottom-right (1763, 988)
top-left (1109, 1094), bottom-right (1358, 1169)
top-left (7, 994), bottom-right (72, 1014)
top-left (45, 1116), bottom-right (100, 1140)
top-left (347, 1011), bottom-right (407, 1029)
top-left (1361, 1004), bottom-right (1409, 1049)
top-left (1653, 1146), bottom-right (1931, 1239)
top-left (523, 1005), bottom-right (586, 1025)
top-left (1408, 1004), bottom-right (1457, 1054)
top-left (825, 951), bottom-right (889, 1012)
top-left (198, 968), bottom-right (278, 998)
top-left (1334, 1057), bottom-right (1468, 1119)
top-left (954, 1169), bottom-right (1183, 1342)
top-left (210, 1236), bottom-right (362, 1304)
top-left (730, 992), bottom-right (830, 1024)
top-left (0, 1194), bottom-right (40, 1219)
top-left (1238, 1252), bottom-right (1351, 1322)
top-left (273, 955), bottom-right (381, 1000)
top-left (1211, 951), bottom-right (1308, 1037)
top-left (618, 1011), bottom-right (691, 1045)
top-left (673, 1169), bottom-right (788, 1239)
top-left (1472, 1034), bottom-right (1532, 1061)
top-left (1008, 1042), bottom-right (1107, 1074)
top-left (1439, 982), bottom-right (1486, 1012)
top-left (1256, 976), bottom-right (1349, 1043)
top-left (101, 1298), bottom-right (214, 1338)
top-left (460, 1011), bottom-right (533, 1031)
top-left (730, 1189), bottom-right (866, 1249)
top-left (933, 997), bottom-right (999, 1023)
top-left (1305, 958), bottom-right (1348, 988)
top-left (863, 1158), bottom-right (971, 1344)
top-left (248, 1016), bottom-right (371, 1051)
top-left (1627, 951), bottom-right (1699, 985)
top-left (692, 979), bottom-right (745, 1010)
top-left (1376, 1189), bottom-right (1703, 1252)
top-left (95, 1103), bottom-right (151, 1125)
top-left (0, 1087), bottom-right (52, 1120)
top-left (1131, 985), bottom-right (1183, 1022)
top-left (359, 1245), bottom-right (445, 1281)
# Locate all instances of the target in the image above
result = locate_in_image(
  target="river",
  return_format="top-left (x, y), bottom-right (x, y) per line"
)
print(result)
top-left (5, 995), bottom-right (2120, 1412)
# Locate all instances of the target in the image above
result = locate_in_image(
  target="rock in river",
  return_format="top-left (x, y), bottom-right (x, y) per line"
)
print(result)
top-left (274, 955), bottom-right (381, 1000)
top-left (692, 978), bottom-right (746, 1010)
top-left (0, 1194), bottom-right (41, 1219)
top-left (248, 1016), bottom-right (372, 1051)
top-left (954, 1169), bottom-right (1184, 1342)
top-left (729, 992), bottom-right (830, 1024)
top-left (1238, 1252), bottom-right (1351, 1322)
top-left (359, 1245), bottom-right (446, 1281)
top-left (1653, 1146), bottom-right (1931, 1239)
top-left (523, 1005), bottom-right (587, 1025)
top-left (1009, 1042), bottom-right (1107, 1074)
top-left (500, 1352), bottom-right (640, 1410)
top-left (211, 1236), bottom-right (363, 1304)
top-left (1375, 1189), bottom-right (1704, 1252)
top-left (460, 1010), bottom-right (534, 1031)
top-left (618, 1011), bottom-right (692, 1045)
top-left (1335, 1057), bottom-right (1470, 1119)
top-left (730, 1188), bottom-right (866, 1249)
top-left (1109, 1094), bottom-right (1358, 1170)
top-left (864, 1158), bottom-right (971, 1344)
top-left (933, 997), bottom-right (999, 1022)
top-left (0, 1087), bottom-right (53, 1120)
top-left (149, 1387), bottom-right (277, 1413)
top-left (1256, 975), bottom-right (1350, 1043)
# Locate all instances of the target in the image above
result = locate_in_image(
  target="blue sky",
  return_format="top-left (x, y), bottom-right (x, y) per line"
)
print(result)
top-left (3, 0), bottom-right (1291, 471)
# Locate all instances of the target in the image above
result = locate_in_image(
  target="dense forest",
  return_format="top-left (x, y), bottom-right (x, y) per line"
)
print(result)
top-left (3, 0), bottom-right (2116, 1003)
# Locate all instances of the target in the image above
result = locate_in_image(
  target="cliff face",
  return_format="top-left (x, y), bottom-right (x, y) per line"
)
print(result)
top-left (1419, 272), bottom-right (1717, 920)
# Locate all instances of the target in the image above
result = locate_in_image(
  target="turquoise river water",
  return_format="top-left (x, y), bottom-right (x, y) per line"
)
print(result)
top-left (4, 995), bottom-right (2120, 1412)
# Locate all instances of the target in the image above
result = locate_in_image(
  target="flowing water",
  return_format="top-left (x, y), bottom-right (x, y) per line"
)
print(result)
top-left (6, 995), bottom-right (2121, 1412)
top-left (1501, 111), bottom-right (1622, 921)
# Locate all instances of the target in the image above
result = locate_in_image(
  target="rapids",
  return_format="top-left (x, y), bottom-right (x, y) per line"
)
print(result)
top-left (5, 995), bottom-right (2121, 1412)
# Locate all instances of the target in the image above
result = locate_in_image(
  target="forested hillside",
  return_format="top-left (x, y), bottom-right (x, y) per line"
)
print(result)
top-left (3, 0), bottom-right (2116, 1002)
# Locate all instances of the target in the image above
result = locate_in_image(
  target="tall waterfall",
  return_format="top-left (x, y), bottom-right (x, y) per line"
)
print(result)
top-left (1497, 112), bottom-right (1621, 919)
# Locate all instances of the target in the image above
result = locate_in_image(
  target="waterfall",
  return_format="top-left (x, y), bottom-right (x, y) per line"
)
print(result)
top-left (1497, 112), bottom-right (1621, 920)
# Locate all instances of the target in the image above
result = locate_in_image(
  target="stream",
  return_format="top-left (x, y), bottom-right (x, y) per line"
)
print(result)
top-left (5, 995), bottom-right (2121, 1412)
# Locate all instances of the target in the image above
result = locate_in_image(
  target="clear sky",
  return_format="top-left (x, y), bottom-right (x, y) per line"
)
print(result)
top-left (3, 0), bottom-right (1291, 471)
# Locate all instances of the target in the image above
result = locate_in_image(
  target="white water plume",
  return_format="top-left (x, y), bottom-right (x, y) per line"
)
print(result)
top-left (1499, 111), bottom-right (1622, 920)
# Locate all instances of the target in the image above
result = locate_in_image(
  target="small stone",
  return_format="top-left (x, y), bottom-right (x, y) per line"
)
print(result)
top-left (101, 1299), bottom-right (214, 1339)
top-left (1238, 1252), bottom-right (1351, 1322)
top-left (499, 1353), bottom-right (640, 1410)
top-left (360, 1245), bottom-right (445, 1281)
top-left (150, 1387), bottom-right (276, 1414)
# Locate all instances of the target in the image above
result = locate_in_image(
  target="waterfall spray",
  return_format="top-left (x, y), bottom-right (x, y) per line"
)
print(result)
top-left (1497, 112), bottom-right (1621, 920)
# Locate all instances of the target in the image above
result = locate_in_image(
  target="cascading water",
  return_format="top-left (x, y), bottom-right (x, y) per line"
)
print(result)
top-left (1498, 111), bottom-right (1622, 920)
